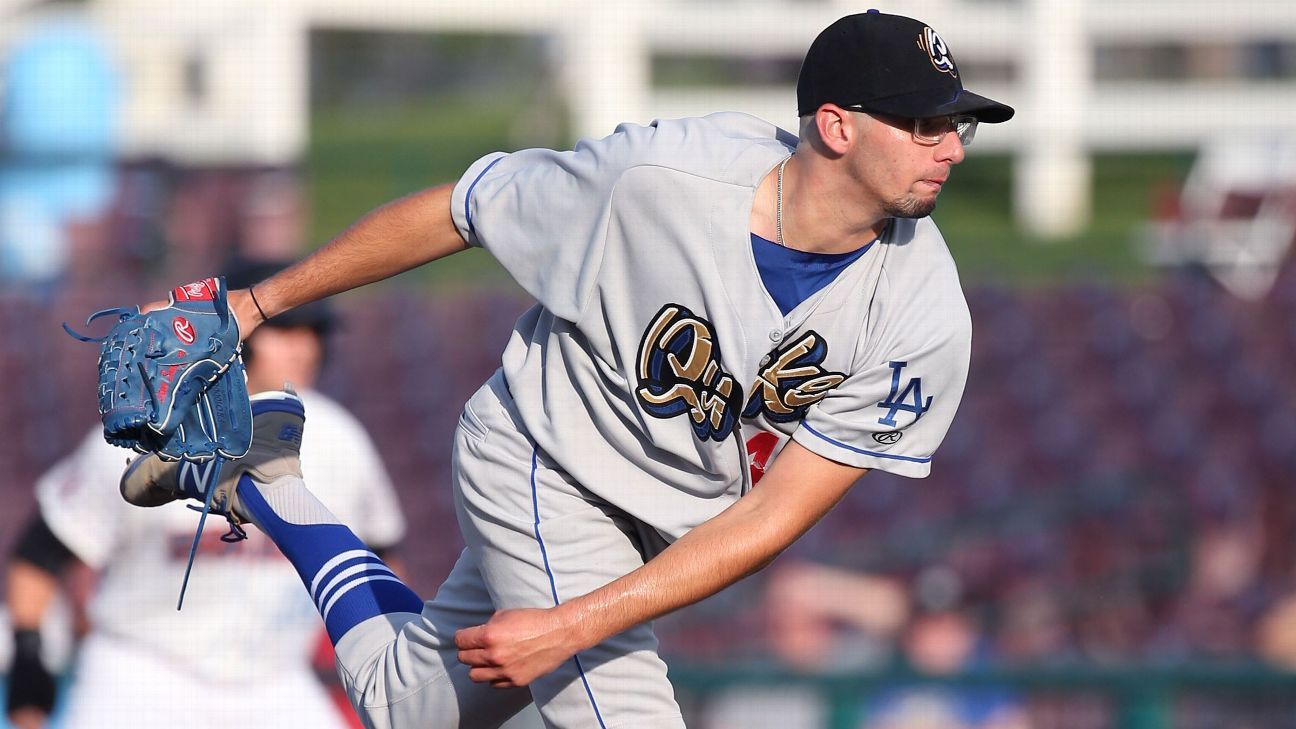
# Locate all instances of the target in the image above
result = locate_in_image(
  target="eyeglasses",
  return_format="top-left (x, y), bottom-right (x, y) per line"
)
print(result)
top-left (845, 108), bottom-right (979, 146)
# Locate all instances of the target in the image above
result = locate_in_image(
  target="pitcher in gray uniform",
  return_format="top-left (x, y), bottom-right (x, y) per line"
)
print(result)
top-left (127, 11), bottom-right (1013, 729)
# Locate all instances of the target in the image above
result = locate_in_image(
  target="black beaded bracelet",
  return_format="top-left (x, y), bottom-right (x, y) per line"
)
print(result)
top-left (248, 286), bottom-right (269, 321)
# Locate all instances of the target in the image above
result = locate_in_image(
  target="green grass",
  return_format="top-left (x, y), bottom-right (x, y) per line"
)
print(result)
top-left (936, 152), bottom-right (1194, 285)
top-left (308, 98), bottom-right (1194, 289)
top-left (307, 96), bottom-right (523, 290)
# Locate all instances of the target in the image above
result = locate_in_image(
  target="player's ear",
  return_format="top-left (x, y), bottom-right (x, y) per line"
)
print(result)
top-left (813, 104), bottom-right (852, 156)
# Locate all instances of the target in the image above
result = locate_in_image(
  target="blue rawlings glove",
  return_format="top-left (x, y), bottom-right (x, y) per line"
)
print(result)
top-left (137, 354), bottom-right (253, 461)
top-left (65, 277), bottom-right (253, 461)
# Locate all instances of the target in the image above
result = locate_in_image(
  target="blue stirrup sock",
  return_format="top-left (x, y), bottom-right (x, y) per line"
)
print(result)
top-left (235, 474), bottom-right (423, 644)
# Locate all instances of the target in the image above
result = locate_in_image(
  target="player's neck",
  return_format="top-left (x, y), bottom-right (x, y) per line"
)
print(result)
top-left (751, 161), bottom-right (781, 243)
top-left (771, 157), bottom-right (887, 254)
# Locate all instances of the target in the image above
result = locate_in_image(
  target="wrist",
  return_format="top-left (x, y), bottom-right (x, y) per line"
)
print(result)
top-left (12, 628), bottom-right (41, 657)
top-left (228, 289), bottom-right (264, 337)
top-left (7, 628), bottom-right (56, 715)
top-left (553, 598), bottom-right (602, 653)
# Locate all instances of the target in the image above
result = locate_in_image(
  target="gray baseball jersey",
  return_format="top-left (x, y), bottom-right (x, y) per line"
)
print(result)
top-left (450, 111), bottom-right (970, 540)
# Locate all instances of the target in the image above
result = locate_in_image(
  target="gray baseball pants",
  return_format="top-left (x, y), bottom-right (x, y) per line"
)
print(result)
top-left (333, 371), bottom-right (686, 729)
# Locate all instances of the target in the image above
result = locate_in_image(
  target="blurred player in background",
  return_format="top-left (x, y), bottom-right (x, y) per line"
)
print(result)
top-left (4, 259), bottom-right (406, 729)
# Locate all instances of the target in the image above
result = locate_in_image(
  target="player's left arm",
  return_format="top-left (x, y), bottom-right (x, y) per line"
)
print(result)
top-left (144, 184), bottom-right (466, 333)
top-left (6, 513), bottom-right (83, 727)
top-left (454, 440), bottom-right (866, 687)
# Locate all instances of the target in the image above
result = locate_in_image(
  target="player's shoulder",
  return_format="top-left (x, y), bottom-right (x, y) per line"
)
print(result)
top-left (296, 388), bottom-right (392, 464)
top-left (645, 112), bottom-right (793, 145)
top-left (873, 217), bottom-right (970, 329)
top-left (35, 427), bottom-right (129, 508)
top-left (603, 112), bottom-right (795, 185)
top-left (297, 388), bottom-right (367, 434)
top-left (878, 218), bottom-right (962, 288)
top-left (68, 426), bottom-right (133, 472)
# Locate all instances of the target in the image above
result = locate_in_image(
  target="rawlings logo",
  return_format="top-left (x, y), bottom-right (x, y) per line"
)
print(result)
top-left (173, 317), bottom-right (196, 344)
top-left (917, 27), bottom-right (958, 78)
top-left (173, 278), bottom-right (218, 302)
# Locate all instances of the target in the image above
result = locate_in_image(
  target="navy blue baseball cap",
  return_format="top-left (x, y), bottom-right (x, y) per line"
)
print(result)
top-left (797, 11), bottom-right (1014, 123)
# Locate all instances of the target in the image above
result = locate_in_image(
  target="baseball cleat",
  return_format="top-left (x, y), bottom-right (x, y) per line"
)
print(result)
top-left (120, 389), bottom-right (306, 608)
top-left (120, 389), bottom-right (305, 526)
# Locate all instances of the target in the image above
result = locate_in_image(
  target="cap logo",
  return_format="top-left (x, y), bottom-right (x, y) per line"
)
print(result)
top-left (918, 27), bottom-right (958, 78)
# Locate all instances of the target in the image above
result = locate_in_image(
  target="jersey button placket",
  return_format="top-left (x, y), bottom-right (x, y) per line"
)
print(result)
top-left (768, 330), bottom-right (783, 342)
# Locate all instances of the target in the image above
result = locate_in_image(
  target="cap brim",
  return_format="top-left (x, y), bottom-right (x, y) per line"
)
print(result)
top-left (936, 89), bottom-right (1014, 123)
top-left (867, 88), bottom-right (1015, 123)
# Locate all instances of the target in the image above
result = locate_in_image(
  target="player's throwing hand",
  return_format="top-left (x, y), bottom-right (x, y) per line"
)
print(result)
top-left (455, 608), bottom-right (584, 689)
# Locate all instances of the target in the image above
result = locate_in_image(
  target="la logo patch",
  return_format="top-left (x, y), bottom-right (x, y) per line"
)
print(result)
top-left (876, 360), bottom-right (932, 427)
top-left (917, 27), bottom-right (958, 78)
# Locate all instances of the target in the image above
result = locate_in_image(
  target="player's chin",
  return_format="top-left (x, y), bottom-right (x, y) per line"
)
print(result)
top-left (884, 193), bottom-right (938, 220)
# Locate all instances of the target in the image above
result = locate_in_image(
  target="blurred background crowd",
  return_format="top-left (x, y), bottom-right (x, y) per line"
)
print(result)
top-left (2, 0), bottom-right (1296, 727)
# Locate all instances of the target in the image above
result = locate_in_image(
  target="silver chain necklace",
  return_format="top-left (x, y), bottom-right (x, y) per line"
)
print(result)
top-left (775, 155), bottom-right (791, 247)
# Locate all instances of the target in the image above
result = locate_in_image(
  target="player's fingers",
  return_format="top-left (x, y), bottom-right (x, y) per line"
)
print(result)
top-left (140, 299), bottom-right (169, 314)
top-left (457, 648), bottom-right (494, 667)
top-left (467, 666), bottom-right (506, 684)
top-left (454, 625), bottom-right (487, 650)
top-left (490, 679), bottom-right (518, 690)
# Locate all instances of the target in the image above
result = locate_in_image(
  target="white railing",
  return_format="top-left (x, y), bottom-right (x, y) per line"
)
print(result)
top-left (6, 0), bottom-right (1294, 236)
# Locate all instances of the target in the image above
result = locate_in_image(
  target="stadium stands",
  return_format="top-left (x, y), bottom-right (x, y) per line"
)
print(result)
top-left (4, 266), bottom-right (1296, 725)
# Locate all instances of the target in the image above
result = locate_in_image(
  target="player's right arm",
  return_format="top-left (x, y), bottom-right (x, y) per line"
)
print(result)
top-left (455, 441), bottom-right (869, 687)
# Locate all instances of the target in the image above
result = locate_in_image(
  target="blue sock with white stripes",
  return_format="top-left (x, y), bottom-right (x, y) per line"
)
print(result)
top-left (235, 474), bottom-right (424, 644)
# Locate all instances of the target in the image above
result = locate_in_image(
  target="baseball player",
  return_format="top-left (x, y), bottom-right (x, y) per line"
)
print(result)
top-left (5, 262), bottom-right (406, 729)
top-left (128, 12), bottom-right (1012, 729)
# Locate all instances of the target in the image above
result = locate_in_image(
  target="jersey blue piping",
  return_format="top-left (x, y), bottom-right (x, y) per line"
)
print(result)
top-left (464, 156), bottom-right (504, 242)
top-left (800, 422), bottom-right (933, 463)
top-left (530, 446), bottom-right (609, 729)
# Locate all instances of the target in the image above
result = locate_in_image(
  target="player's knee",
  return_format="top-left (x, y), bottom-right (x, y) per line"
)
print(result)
top-left (331, 612), bottom-right (429, 704)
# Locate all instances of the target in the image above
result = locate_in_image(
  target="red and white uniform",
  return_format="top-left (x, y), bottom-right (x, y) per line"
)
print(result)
top-left (36, 389), bottom-right (405, 729)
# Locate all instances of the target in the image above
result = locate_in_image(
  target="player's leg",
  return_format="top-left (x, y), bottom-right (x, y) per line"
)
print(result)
top-left (220, 395), bottom-right (533, 728)
top-left (453, 374), bottom-right (686, 729)
top-left (329, 374), bottom-right (684, 728)
top-left (334, 547), bottom-right (534, 729)
top-left (123, 390), bottom-right (532, 728)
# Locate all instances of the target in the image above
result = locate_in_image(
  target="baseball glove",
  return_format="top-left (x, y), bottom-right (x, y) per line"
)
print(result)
top-left (65, 277), bottom-right (253, 462)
